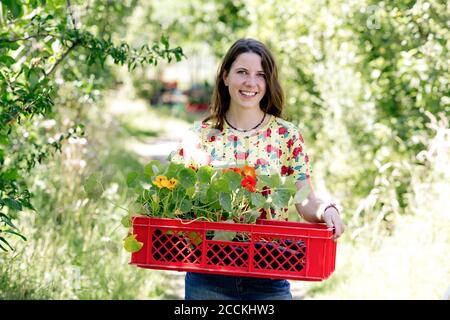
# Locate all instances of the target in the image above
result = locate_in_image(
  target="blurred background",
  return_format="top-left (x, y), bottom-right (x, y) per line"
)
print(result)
top-left (0, 0), bottom-right (449, 299)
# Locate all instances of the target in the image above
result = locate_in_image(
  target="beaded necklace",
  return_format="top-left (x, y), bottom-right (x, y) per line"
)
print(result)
top-left (225, 113), bottom-right (266, 133)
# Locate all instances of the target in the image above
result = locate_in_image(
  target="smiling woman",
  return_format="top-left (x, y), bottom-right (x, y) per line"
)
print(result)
top-left (169, 38), bottom-right (345, 300)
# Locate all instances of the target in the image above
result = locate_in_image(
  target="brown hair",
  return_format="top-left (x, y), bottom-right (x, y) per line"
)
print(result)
top-left (203, 38), bottom-right (284, 130)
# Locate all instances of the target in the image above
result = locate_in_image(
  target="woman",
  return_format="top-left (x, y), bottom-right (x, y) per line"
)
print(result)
top-left (170, 38), bottom-right (345, 300)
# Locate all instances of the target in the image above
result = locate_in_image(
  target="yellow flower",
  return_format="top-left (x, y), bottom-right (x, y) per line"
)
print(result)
top-left (153, 176), bottom-right (178, 190)
top-left (153, 175), bottom-right (168, 188)
top-left (167, 178), bottom-right (178, 190)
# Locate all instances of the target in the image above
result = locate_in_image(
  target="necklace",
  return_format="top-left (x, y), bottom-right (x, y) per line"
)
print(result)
top-left (225, 113), bottom-right (266, 133)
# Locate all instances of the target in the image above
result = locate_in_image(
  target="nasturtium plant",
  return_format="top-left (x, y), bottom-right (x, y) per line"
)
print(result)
top-left (86, 160), bottom-right (309, 253)
top-left (116, 160), bottom-right (307, 228)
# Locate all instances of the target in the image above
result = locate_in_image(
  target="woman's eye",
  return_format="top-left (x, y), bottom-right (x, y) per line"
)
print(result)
top-left (237, 70), bottom-right (247, 74)
top-left (258, 73), bottom-right (266, 78)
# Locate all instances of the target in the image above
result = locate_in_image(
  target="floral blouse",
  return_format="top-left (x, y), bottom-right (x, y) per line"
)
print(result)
top-left (169, 115), bottom-right (312, 219)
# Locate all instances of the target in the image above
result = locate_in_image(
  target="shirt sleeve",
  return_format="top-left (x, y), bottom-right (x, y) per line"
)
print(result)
top-left (287, 128), bottom-right (312, 181)
top-left (168, 121), bottom-right (209, 166)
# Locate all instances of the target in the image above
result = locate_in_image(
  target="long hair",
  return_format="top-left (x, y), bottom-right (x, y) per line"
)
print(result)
top-left (203, 38), bottom-right (284, 130)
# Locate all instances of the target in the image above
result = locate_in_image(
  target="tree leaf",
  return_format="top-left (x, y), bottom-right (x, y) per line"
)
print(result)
top-left (27, 68), bottom-right (40, 89)
top-left (0, 212), bottom-right (17, 229)
top-left (3, 0), bottom-right (24, 18)
top-left (0, 55), bottom-right (16, 67)
top-left (3, 198), bottom-right (22, 212)
top-left (3, 229), bottom-right (26, 241)
top-left (0, 237), bottom-right (14, 251)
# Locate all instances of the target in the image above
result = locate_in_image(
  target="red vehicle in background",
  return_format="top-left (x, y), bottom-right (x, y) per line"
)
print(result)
top-left (150, 81), bottom-right (212, 113)
top-left (184, 82), bottom-right (212, 113)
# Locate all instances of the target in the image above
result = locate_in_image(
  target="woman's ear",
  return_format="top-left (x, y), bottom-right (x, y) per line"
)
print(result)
top-left (222, 71), bottom-right (229, 86)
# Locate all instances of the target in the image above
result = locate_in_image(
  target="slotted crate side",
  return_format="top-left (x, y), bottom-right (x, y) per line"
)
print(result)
top-left (130, 217), bottom-right (336, 281)
top-left (250, 233), bottom-right (307, 275)
top-left (147, 226), bottom-right (204, 265)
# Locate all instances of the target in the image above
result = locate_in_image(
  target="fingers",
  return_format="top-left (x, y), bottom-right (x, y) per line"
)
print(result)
top-left (332, 217), bottom-right (345, 241)
top-left (323, 210), bottom-right (346, 241)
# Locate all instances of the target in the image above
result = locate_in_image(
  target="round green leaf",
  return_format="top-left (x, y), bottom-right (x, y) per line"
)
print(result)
top-left (223, 170), bottom-right (242, 191)
top-left (212, 178), bottom-right (229, 193)
top-left (126, 171), bottom-right (139, 188)
top-left (271, 189), bottom-right (291, 208)
top-left (197, 166), bottom-right (213, 183)
top-left (172, 185), bottom-right (186, 202)
top-left (180, 199), bottom-right (192, 213)
top-left (123, 234), bottom-right (143, 253)
top-left (219, 192), bottom-right (232, 212)
top-left (121, 215), bottom-right (132, 228)
top-left (179, 168), bottom-right (197, 189)
top-left (251, 192), bottom-right (267, 208)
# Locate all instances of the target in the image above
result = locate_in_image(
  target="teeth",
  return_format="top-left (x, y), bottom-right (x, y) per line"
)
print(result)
top-left (240, 91), bottom-right (257, 96)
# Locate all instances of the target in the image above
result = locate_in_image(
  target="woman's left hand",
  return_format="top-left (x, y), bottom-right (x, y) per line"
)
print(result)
top-left (323, 207), bottom-right (345, 241)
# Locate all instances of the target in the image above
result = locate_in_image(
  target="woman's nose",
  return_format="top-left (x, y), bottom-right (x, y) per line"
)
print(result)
top-left (244, 75), bottom-right (257, 86)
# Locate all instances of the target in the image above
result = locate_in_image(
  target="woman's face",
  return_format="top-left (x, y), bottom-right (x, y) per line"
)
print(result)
top-left (223, 52), bottom-right (267, 111)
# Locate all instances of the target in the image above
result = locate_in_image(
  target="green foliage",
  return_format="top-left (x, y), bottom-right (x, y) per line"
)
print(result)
top-left (109, 161), bottom-right (303, 228)
top-left (0, 0), bottom-right (184, 251)
top-left (244, 0), bottom-right (449, 237)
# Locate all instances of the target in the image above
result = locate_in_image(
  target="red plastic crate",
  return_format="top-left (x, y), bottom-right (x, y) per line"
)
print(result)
top-left (130, 216), bottom-right (337, 281)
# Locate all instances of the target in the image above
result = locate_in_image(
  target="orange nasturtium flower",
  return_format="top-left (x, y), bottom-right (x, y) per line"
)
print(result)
top-left (242, 175), bottom-right (257, 193)
top-left (241, 165), bottom-right (257, 179)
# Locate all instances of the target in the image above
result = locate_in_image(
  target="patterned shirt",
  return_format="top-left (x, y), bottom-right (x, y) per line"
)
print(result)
top-left (169, 115), bottom-right (312, 218)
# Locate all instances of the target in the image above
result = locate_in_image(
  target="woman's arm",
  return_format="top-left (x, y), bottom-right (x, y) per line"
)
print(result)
top-left (295, 179), bottom-right (345, 240)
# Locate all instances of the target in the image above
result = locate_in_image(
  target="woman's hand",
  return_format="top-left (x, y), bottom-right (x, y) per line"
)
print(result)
top-left (295, 180), bottom-right (345, 241)
top-left (323, 206), bottom-right (345, 241)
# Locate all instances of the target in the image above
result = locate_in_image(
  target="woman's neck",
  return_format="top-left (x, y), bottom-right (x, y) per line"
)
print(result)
top-left (225, 107), bottom-right (266, 131)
